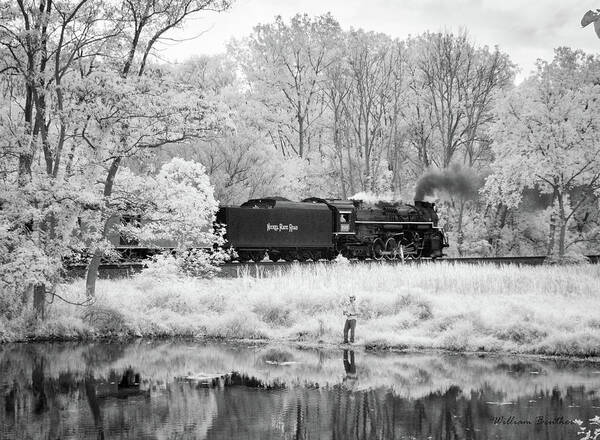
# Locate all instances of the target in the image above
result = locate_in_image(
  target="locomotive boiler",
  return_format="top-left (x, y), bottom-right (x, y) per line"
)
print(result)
top-left (216, 197), bottom-right (448, 262)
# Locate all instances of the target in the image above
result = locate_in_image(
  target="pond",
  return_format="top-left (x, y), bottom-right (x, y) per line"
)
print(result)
top-left (0, 341), bottom-right (598, 439)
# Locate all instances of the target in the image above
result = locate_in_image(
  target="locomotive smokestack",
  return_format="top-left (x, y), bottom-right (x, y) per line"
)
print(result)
top-left (414, 166), bottom-right (481, 201)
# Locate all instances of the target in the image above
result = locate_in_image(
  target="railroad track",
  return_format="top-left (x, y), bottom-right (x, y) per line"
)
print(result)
top-left (64, 263), bottom-right (145, 280)
top-left (65, 255), bottom-right (600, 279)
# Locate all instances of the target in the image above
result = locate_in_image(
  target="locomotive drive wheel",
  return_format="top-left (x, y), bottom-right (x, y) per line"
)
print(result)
top-left (399, 243), bottom-right (417, 259)
top-left (371, 238), bottom-right (385, 260)
top-left (238, 252), bottom-right (251, 263)
top-left (296, 252), bottom-right (307, 262)
top-left (399, 233), bottom-right (423, 260)
top-left (384, 238), bottom-right (397, 260)
top-left (283, 252), bottom-right (296, 262)
top-left (250, 251), bottom-right (264, 263)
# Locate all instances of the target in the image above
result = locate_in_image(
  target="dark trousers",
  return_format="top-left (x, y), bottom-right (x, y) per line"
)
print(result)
top-left (343, 318), bottom-right (356, 343)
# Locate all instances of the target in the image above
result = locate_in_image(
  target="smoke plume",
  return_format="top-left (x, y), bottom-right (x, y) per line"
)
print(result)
top-left (414, 166), bottom-right (482, 201)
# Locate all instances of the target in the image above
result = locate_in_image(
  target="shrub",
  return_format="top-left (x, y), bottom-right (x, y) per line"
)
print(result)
top-left (137, 253), bottom-right (181, 281)
top-left (199, 292), bottom-right (227, 314)
top-left (179, 249), bottom-right (229, 278)
top-left (139, 247), bottom-right (233, 281)
top-left (205, 311), bottom-right (267, 339)
top-left (544, 253), bottom-right (590, 265)
top-left (0, 285), bottom-right (25, 321)
top-left (32, 318), bottom-right (90, 340)
top-left (253, 301), bottom-right (294, 327)
top-left (83, 305), bottom-right (127, 334)
top-left (441, 322), bottom-right (474, 351)
top-left (576, 416), bottom-right (600, 440)
top-left (535, 331), bottom-right (600, 357)
top-left (290, 315), bottom-right (337, 341)
top-left (494, 324), bottom-right (547, 344)
top-left (392, 294), bottom-right (432, 320)
top-left (0, 319), bottom-right (14, 343)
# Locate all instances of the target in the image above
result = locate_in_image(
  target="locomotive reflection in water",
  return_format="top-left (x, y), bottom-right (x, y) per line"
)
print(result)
top-left (1, 342), bottom-right (597, 440)
top-left (217, 197), bottom-right (449, 262)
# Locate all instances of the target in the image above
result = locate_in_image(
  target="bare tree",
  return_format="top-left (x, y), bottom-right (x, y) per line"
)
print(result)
top-left (405, 32), bottom-right (512, 254)
top-left (337, 30), bottom-right (404, 193)
top-left (232, 13), bottom-right (341, 158)
top-left (409, 31), bottom-right (513, 170)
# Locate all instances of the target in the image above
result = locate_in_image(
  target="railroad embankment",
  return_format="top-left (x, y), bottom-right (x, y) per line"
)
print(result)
top-left (2, 262), bottom-right (600, 357)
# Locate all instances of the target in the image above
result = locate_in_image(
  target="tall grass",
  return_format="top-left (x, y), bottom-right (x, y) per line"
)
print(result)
top-left (3, 262), bottom-right (600, 356)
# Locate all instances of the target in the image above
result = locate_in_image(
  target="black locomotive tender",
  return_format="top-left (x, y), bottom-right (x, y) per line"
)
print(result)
top-left (216, 197), bottom-right (448, 262)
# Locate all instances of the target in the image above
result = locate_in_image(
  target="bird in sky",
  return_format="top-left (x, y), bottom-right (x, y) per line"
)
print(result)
top-left (581, 9), bottom-right (600, 38)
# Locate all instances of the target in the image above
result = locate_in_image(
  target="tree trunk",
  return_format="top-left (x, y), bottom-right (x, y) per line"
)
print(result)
top-left (456, 199), bottom-right (465, 256)
top-left (333, 112), bottom-right (347, 198)
top-left (557, 191), bottom-right (567, 258)
top-left (547, 214), bottom-right (556, 256)
top-left (298, 115), bottom-right (304, 158)
top-left (336, 142), bottom-right (347, 198)
top-left (85, 250), bottom-right (102, 297)
top-left (490, 204), bottom-right (508, 256)
top-left (546, 188), bottom-right (558, 256)
top-left (364, 127), bottom-right (371, 192)
top-left (497, 204), bottom-right (508, 230)
top-left (33, 284), bottom-right (45, 320)
top-left (85, 157), bottom-right (122, 297)
top-left (18, 154), bottom-right (33, 187)
top-left (346, 144), bottom-right (356, 196)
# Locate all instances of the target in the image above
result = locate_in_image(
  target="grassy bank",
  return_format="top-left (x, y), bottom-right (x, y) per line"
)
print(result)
top-left (2, 262), bottom-right (600, 357)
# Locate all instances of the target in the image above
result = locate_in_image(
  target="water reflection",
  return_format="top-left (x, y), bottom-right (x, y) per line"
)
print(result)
top-left (343, 349), bottom-right (357, 390)
top-left (0, 341), bottom-right (598, 439)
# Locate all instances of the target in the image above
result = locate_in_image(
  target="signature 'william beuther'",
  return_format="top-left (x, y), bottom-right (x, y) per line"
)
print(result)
top-left (492, 415), bottom-right (577, 425)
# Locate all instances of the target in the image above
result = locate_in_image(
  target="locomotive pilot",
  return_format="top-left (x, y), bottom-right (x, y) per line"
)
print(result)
top-left (342, 295), bottom-right (358, 344)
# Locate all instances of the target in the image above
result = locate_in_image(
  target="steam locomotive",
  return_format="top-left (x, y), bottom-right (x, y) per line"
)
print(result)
top-left (216, 197), bottom-right (448, 262)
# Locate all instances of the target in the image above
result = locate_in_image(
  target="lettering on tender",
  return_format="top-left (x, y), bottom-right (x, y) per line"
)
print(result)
top-left (266, 222), bottom-right (299, 232)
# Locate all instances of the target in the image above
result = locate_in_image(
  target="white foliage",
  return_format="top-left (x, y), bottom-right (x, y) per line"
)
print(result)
top-left (113, 159), bottom-right (221, 248)
top-left (114, 158), bottom-right (229, 278)
top-left (576, 415), bottom-right (600, 440)
top-left (484, 49), bottom-right (600, 256)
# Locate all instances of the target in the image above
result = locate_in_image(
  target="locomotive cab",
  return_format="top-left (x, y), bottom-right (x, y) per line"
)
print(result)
top-left (333, 203), bottom-right (356, 235)
top-left (338, 211), bottom-right (352, 232)
top-left (301, 198), bottom-right (356, 235)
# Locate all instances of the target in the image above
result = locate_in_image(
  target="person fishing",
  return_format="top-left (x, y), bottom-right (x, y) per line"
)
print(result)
top-left (342, 295), bottom-right (358, 344)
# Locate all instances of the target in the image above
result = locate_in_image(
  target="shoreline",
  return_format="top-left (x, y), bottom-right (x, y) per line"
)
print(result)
top-left (4, 334), bottom-right (600, 365)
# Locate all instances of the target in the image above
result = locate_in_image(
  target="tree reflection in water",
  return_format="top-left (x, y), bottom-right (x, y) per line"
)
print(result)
top-left (0, 342), bottom-right (598, 439)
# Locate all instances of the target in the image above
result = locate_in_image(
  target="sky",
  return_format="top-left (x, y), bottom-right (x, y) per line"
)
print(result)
top-left (162, 0), bottom-right (600, 83)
